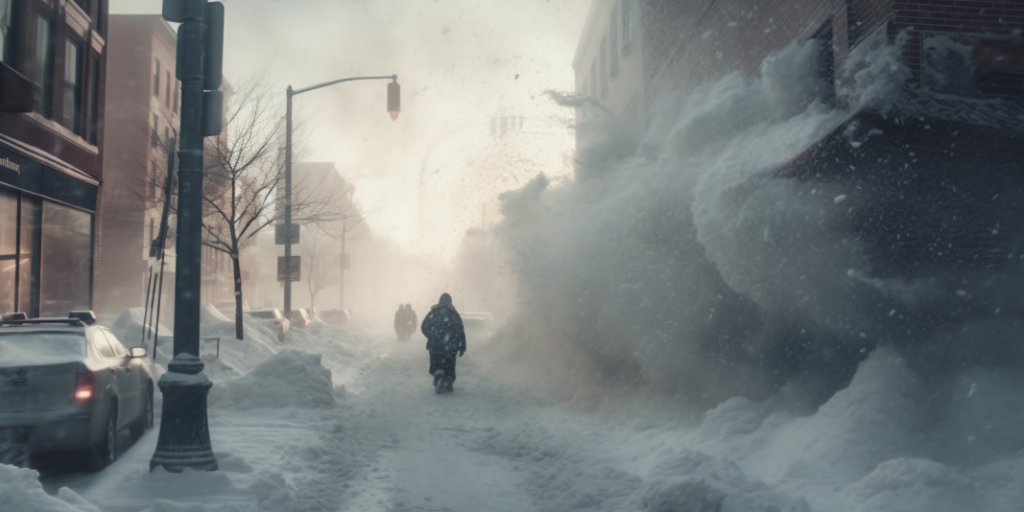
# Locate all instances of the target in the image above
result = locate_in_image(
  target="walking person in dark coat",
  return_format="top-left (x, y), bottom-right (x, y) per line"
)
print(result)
top-left (421, 293), bottom-right (466, 394)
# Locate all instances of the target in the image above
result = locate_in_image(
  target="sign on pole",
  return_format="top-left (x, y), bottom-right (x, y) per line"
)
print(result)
top-left (277, 256), bottom-right (300, 282)
top-left (275, 223), bottom-right (300, 245)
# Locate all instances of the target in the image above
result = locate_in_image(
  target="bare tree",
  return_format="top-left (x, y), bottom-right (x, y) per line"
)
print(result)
top-left (200, 73), bottom-right (344, 339)
top-left (299, 228), bottom-right (335, 312)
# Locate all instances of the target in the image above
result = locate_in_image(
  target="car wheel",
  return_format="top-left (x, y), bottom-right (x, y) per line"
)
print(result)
top-left (88, 403), bottom-right (117, 471)
top-left (130, 385), bottom-right (154, 441)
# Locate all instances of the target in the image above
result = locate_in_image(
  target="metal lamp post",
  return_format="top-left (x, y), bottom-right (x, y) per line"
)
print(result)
top-left (283, 75), bottom-right (400, 319)
top-left (150, 0), bottom-right (225, 473)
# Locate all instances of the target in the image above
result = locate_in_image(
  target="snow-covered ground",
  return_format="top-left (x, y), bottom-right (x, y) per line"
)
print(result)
top-left (8, 313), bottom-right (1024, 512)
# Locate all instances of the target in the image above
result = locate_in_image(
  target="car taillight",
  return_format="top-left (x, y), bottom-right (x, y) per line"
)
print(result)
top-left (75, 372), bottom-right (95, 401)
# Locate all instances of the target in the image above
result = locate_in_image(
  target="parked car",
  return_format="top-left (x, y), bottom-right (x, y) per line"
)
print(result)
top-left (213, 299), bottom-right (248, 319)
top-left (461, 313), bottom-right (493, 344)
top-left (0, 311), bottom-right (154, 470)
top-left (319, 308), bottom-right (351, 325)
top-left (245, 309), bottom-right (290, 342)
top-left (290, 309), bottom-right (311, 329)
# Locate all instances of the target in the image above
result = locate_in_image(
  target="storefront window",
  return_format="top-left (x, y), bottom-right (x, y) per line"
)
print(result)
top-left (0, 187), bottom-right (15, 314)
top-left (19, 197), bottom-right (40, 316)
top-left (39, 201), bottom-right (91, 317)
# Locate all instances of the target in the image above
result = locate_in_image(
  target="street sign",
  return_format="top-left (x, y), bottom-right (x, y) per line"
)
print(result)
top-left (341, 252), bottom-right (351, 269)
top-left (277, 256), bottom-right (300, 282)
top-left (274, 223), bottom-right (300, 244)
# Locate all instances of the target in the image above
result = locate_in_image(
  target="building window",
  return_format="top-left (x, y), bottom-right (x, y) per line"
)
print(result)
top-left (35, 15), bottom-right (55, 118)
top-left (599, 36), bottom-right (608, 97)
top-left (90, 0), bottom-right (103, 32)
top-left (19, 196), bottom-right (41, 317)
top-left (153, 58), bottom-right (160, 96)
top-left (165, 70), bottom-right (171, 107)
top-left (621, 0), bottom-right (632, 56)
top-left (0, 187), bottom-right (16, 315)
top-left (149, 161), bottom-right (157, 198)
top-left (0, 0), bottom-right (15, 64)
top-left (151, 113), bottom-right (159, 146)
top-left (64, 40), bottom-right (83, 134)
top-left (88, 58), bottom-right (100, 144)
top-left (39, 202), bottom-right (92, 317)
top-left (173, 80), bottom-right (179, 113)
top-left (610, 8), bottom-right (619, 77)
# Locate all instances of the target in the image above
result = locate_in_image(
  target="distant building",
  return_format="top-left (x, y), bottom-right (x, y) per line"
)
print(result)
top-left (0, 0), bottom-right (108, 318)
top-left (243, 162), bottom-right (361, 311)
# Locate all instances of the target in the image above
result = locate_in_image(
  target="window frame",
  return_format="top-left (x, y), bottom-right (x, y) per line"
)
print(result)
top-left (34, 13), bottom-right (55, 118)
top-left (153, 57), bottom-right (160, 96)
top-left (62, 37), bottom-right (84, 135)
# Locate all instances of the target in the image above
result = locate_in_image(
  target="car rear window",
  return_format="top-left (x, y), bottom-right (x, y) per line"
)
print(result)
top-left (464, 318), bottom-right (489, 331)
top-left (248, 310), bottom-right (276, 319)
top-left (0, 332), bottom-right (87, 365)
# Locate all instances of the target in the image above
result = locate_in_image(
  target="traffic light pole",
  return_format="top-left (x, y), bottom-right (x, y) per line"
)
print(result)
top-left (283, 75), bottom-right (398, 320)
top-left (150, 0), bottom-right (223, 473)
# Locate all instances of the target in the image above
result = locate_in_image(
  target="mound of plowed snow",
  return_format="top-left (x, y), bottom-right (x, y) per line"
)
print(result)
top-left (209, 349), bottom-right (334, 410)
top-left (0, 463), bottom-right (98, 512)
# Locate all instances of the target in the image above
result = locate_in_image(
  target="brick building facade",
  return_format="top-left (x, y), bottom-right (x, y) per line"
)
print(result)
top-left (95, 15), bottom-right (179, 318)
top-left (97, 14), bottom-right (232, 319)
top-left (0, 0), bottom-right (107, 318)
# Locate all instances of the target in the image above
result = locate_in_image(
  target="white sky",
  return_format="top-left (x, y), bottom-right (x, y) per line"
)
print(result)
top-left (110, 0), bottom-right (589, 259)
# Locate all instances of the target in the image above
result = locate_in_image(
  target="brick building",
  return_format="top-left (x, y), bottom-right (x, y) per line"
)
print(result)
top-left (97, 14), bottom-right (232, 319)
top-left (0, 0), bottom-right (107, 318)
top-left (576, 0), bottom-right (1024, 277)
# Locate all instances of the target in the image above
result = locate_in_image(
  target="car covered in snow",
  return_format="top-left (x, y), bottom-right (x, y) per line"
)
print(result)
top-left (461, 313), bottom-right (493, 344)
top-left (0, 311), bottom-right (154, 470)
top-left (290, 308), bottom-right (312, 329)
top-left (319, 308), bottom-right (351, 325)
top-left (213, 299), bottom-right (248, 319)
top-left (245, 308), bottom-right (290, 342)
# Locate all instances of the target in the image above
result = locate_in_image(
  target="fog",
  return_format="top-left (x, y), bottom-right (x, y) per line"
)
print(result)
top-left (106, 2), bottom-right (1024, 417)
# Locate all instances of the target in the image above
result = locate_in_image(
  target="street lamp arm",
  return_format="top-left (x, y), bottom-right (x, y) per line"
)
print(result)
top-left (291, 74), bottom-right (397, 97)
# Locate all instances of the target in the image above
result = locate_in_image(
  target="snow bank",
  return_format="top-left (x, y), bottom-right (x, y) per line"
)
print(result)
top-left (92, 450), bottom-right (290, 512)
top-left (639, 453), bottom-right (809, 512)
top-left (109, 307), bottom-right (173, 350)
top-left (0, 463), bottom-right (98, 512)
top-left (209, 349), bottom-right (335, 410)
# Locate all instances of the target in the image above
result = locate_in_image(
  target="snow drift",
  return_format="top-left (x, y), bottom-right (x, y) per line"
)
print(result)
top-left (209, 349), bottom-right (335, 410)
top-left (496, 28), bottom-right (1024, 405)
top-left (489, 28), bottom-right (1024, 510)
top-left (0, 463), bottom-right (98, 512)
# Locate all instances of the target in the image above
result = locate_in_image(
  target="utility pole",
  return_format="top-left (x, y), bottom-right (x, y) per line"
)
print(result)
top-left (339, 219), bottom-right (347, 308)
top-left (150, 0), bottom-right (225, 473)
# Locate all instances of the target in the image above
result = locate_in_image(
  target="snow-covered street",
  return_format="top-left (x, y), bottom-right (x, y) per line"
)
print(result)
top-left (9, 311), bottom-right (1024, 512)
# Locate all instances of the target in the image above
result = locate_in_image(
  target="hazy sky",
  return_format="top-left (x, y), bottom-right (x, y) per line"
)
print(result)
top-left (110, 0), bottom-right (589, 258)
